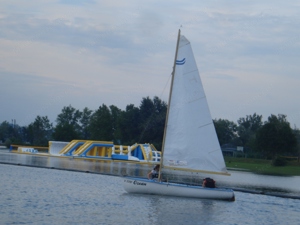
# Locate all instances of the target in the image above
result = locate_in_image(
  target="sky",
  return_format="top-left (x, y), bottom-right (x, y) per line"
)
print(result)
top-left (0, 0), bottom-right (300, 128)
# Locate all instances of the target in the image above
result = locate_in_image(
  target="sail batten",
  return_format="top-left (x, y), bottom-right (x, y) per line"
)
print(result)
top-left (181, 69), bottom-right (198, 75)
top-left (198, 122), bottom-right (213, 129)
top-left (188, 96), bottom-right (206, 104)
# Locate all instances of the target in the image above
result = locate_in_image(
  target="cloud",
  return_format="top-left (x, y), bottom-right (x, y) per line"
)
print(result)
top-left (0, 0), bottom-right (300, 128)
top-left (59, 0), bottom-right (96, 5)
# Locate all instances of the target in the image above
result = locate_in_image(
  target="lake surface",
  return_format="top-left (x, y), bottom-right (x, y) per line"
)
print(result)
top-left (0, 150), bottom-right (299, 224)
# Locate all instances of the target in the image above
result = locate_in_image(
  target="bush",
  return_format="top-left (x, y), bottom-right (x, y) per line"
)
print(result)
top-left (4, 139), bottom-right (12, 149)
top-left (272, 157), bottom-right (287, 167)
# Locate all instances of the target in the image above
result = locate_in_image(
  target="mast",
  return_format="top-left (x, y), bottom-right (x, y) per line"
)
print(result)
top-left (158, 29), bottom-right (181, 180)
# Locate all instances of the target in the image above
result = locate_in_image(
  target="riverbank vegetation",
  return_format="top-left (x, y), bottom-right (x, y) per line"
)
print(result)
top-left (225, 156), bottom-right (300, 176)
top-left (1, 96), bottom-right (300, 166)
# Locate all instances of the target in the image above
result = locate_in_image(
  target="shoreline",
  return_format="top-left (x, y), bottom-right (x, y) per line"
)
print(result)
top-left (225, 156), bottom-right (300, 176)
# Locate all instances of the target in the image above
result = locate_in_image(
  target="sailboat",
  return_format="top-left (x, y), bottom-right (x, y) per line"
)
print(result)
top-left (123, 30), bottom-right (235, 201)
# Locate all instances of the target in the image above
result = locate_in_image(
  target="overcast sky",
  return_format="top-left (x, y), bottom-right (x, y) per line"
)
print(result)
top-left (1, 0), bottom-right (299, 128)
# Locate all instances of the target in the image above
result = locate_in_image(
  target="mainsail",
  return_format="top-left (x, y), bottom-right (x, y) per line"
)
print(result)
top-left (162, 33), bottom-right (229, 175)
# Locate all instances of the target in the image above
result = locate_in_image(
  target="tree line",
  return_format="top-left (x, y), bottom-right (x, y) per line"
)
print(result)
top-left (0, 96), bottom-right (299, 159)
top-left (0, 96), bottom-right (167, 150)
top-left (214, 113), bottom-right (299, 159)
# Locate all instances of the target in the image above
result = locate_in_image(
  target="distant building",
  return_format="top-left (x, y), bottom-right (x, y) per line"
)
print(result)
top-left (221, 144), bottom-right (247, 157)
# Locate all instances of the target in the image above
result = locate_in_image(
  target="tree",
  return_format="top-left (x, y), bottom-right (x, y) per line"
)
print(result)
top-left (149, 96), bottom-right (167, 150)
top-left (80, 107), bottom-right (93, 139)
top-left (52, 105), bottom-right (82, 141)
top-left (138, 96), bottom-right (156, 143)
top-left (0, 120), bottom-right (24, 146)
top-left (52, 123), bottom-right (80, 142)
top-left (138, 96), bottom-right (167, 150)
top-left (256, 114), bottom-right (297, 159)
top-left (109, 105), bottom-right (122, 143)
top-left (237, 113), bottom-right (263, 151)
top-left (237, 113), bottom-right (263, 133)
top-left (0, 121), bottom-right (13, 143)
top-left (118, 104), bottom-right (141, 145)
top-left (213, 119), bottom-right (238, 146)
top-left (27, 116), bottom-right (53, 146)
top-left (89, 104), bottom-right (113, 141)
top-left (56, 105), bottom-right (82, 131)
top-left (293, 127), bottom-right (300, 162)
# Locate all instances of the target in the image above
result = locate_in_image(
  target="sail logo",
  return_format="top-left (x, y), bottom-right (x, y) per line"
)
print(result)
top-left (168, 160), bottom-right (187, 166)
top-left (176, 58), bottom-right (186, 65)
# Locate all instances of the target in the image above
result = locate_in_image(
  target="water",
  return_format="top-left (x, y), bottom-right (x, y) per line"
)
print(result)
top-left (0, 151), bottom-right (300, 224)
top-left (1, 151), bottom-right (300, 196)
top-left (0, 164), bottom-right (299, 225)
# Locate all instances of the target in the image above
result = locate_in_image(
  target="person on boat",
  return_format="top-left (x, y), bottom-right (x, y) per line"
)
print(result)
top-left (148, 164), bottom-right (160, 180)
top-left (202, 177), bottom-right (216, 188)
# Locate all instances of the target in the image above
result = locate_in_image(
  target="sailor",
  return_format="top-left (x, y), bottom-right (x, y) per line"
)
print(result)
top-left (202, 177), bottom-right (216, 188)
top-left (148, 164), bottom-right (160, 180)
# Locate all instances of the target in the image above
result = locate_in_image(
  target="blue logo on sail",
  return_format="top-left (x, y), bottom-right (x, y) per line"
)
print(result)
top-left (176, 58), bottom-right (186, 65)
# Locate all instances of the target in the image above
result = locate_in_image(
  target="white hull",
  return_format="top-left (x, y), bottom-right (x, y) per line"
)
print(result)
top-left (123, 177), bottom-right (235, 201)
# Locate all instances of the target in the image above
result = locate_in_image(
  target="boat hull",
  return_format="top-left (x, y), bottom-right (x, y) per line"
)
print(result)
top-left (123, 177), bottom-right (235, 201)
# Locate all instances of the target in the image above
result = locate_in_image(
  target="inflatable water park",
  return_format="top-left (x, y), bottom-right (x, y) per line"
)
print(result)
top-left (10, 140), bottom-right (161, 163)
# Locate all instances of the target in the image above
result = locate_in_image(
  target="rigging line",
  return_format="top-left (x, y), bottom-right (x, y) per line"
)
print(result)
top-left (159, 73), bottom-right (172, 100)
top-left (208, 148), bottom-right (221, 154)
top-left (138, 73), bottom-right (172, 143)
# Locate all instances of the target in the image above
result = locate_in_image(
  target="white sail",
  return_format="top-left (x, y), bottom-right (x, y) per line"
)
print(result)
top-left (162, 35), bottom-right (228, 175)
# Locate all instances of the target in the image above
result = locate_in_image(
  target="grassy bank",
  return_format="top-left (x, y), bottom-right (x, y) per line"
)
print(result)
top-left (224, 156), bottom-right (300, 176)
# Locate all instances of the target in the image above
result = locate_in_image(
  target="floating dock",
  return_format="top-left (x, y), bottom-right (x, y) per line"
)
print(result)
top-left (10, 140), bottom-right (161, 163)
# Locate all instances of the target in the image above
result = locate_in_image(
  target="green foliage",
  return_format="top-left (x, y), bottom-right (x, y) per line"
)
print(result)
top-left (52, 123), bottom-right (81, 142)
top-left (272, 157), bottom-right (287, 167)
top-left (292, 127), bottom-right (300, 158)
top-left (80, 107), bottom-right (93, 139)
top-left (27, 116), bottom-right (53, 146)
top-left (118, 104), bottom-right (141, 145)
top-left (237, 113), bottom-right (263, 133)
top-left (0, 121), bottom-right (27, 145)
top-left (53, 105), bottom-right (82, 141)
top-left (109, 105), bottom-right (122, 143)
top-left (213, 119), bottom-right (238, 146)
top-left (0, 121), bottom-right (11, 142)
top-left (86, 96), bottom-right (166, 149)
top-left (89, 104), bottom-right (112, 141)
top-left (224, 156), bottom-right (300, 175)
top-left (256, 114), bottom-right (297, 159)
top-left (5, 138), bottom-right (11, 148)
top-left (237, 113), bottom-right (263, 149)
top-left (137, 96), bottom-right (167, 150)
top-left (1, 99), bottom-right (298, 158)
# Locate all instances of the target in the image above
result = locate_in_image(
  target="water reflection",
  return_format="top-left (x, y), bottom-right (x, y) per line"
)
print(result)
top-left (1, 151), bottom-right (300, 196)
top-left (151, 196), bottom-right (218, 224)
top-left (0, 151), bottom-right (153, 177)
top-left (226, 171), bottom-right (300, 194)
